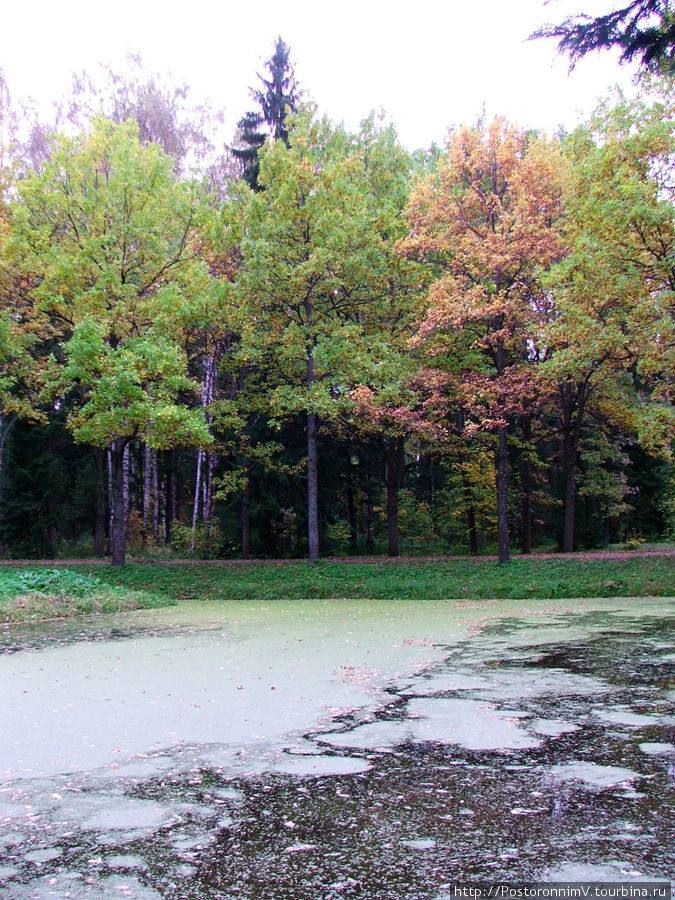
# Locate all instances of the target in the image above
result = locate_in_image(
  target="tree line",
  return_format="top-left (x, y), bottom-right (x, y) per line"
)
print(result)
top-left (0, 40), bottom-right (673, 564)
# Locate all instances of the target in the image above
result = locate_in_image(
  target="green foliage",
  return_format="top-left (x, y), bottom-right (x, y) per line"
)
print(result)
top-left (231, 36), bottom-right (300, 189)
top-left (237, 107), bottom-right (415, 411)
top-left (0, 417), bottom-right (95, 558)
top-left (11, 116), bottom-right (212, 453)
top-left (547, 84), bottom-right (675, 422)
top-left (0, 567), bottom-right (104, 596)
top-left (171, 520), bottom-right (224, 559)
top-left (0, 73), bottom-right (674, 565)
top-left (398, 490), bottom-right (442, 552)
top-left (253, 37), bottom-right (300, 145)
top-left (324, 519), bottom-right (353, 554)
top-left (577, 430), bottom-right (632, 534)
top-left (0, 566), bottom-right (172, 622)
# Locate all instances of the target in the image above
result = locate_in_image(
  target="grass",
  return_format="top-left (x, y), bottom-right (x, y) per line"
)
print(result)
top-left (0, 567), bottom-right (174, 623)
top-left (1, 555), bottom-right (672, 623)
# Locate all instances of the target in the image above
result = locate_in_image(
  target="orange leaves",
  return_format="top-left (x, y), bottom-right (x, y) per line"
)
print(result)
top-left (401, 118), bottom-right (565, 297)
top-left (400, 117), bottom-right (566, 353)
top-left (395, 116), bottom-right (568, 450)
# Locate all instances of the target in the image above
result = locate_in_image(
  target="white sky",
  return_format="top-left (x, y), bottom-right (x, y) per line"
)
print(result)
top-left (1, 0), bottom-right (639, 149)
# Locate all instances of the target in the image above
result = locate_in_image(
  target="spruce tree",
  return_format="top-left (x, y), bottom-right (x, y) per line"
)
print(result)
top-left (533, 1), bottom-right (675, 73)
top-left (232, 37), bottom-right (300, 190)
top-left (231, 110), bottom-right (266, 191)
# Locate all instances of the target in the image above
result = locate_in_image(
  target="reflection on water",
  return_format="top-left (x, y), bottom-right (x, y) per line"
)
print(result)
top-left (0, 597), bottom-right (673, 897)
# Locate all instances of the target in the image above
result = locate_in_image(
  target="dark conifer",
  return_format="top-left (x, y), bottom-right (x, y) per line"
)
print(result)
top-left (231, 110), bottom-right (266, 190)
top-left (231, 37), bottom-right (300, 190)
top-left (532, 0), bottom-right (675, 73)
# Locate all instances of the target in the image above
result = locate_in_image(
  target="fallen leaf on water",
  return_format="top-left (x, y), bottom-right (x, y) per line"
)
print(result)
top-left (284, 843), bottom-right (316, 853)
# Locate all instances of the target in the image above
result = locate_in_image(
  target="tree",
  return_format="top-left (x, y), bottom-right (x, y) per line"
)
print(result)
top-left (231, 111), bottom-right (266, 192)
top-left (10, 117), bottom-right (211, 564)
top-left (67, 56), bottom-right (217, 170)
top-left (533, 0), bottom-right (675, 73)
top-left (176, 227), bottom-right (245, 553)
top-left (252, 37), bottom-right (300, 145)
top-left (236, 108), bottom-right (399, 561)
top-left (0, 69), bottom-right (17, 169)
top-left (541, 80), bottom-right (675, 550)
top-left (400, 118), bottom-right (566, 562)
top-left (232, 37), bottom-right (300, 190)
top-left (339, 116), bottom-right (425, 557)
top-left (0, 147), bottom-right (52, 551)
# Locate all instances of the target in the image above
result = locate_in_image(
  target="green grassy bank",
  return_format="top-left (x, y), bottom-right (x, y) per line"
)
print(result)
top-left (1, 554), bottom-right (672, 624)
top-left (88, 555), bottom-right (675, 601)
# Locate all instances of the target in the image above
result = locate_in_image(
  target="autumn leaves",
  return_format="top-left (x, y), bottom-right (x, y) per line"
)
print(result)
top-left (1, 81), bottom-right (673, 563)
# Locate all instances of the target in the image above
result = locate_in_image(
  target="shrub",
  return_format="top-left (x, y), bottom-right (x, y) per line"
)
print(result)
top-left (171, 521), bottom-right (224, 559)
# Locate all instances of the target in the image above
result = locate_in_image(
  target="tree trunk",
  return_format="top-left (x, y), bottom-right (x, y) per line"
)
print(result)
top-left (346, 447), bottom-right (357, 553)
top-left (93, 447), bottom-right (106, 557)
top-left (107, 449), bottom-right (113, 554)
top-left (204, 451), bottom-right (216, 524)
top-left (460, 466), bottom-right (478, 555)
top-left (455, 409), bottom-right (478, 555)
top-left (241, 465), bottom-right (251, 559)
top-left (0, 413), bottom-right (15, 556)
top-left (45, 430), bottom-right (57, 556)
top-left (191, 350), bottom-right (219, 550)
top-left (307, 411), bottom-right (320, 563)
top-left (562, 433), bottom-right (577, 553)
top-left (122, 443), bottom-right (130, 524)
top-left (152, 452), bottom-right (160, 542)
top-left (109, 439), bottom-right (128, 566)
top-left (305, 297), bottom-right (320, 562)
top-left (495, 425), bottom-right (510, 563)
top-left (384, 435), bottom-right (405, 557)
top-left (560, 380), bottom-right (587, 553)
top-left (492, 337), bottom-right (510, 563)
top-left (365, 447), bottom-right (375, 552)
top-left (603, 512), bottom-right (611, 547)
top-left (191, 448), bottom-right (204, 552)
top-left (143, 445), bottom-right (152, 544)
top-left (521, 417), bottom-right (532, 555)
top-left (165, 454), bottom-right (174, 544)
top-left (428, 457), bottom-right (436, 508)
top-left (466, 503), bottom-right (478, 556)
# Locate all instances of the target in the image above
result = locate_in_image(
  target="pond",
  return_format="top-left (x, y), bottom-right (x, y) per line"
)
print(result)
top-left (0, 595), bottom-right (673, 898)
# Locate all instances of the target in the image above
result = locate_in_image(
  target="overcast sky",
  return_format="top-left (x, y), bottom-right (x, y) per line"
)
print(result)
top-left (1, 0), bottom-right (639, 149)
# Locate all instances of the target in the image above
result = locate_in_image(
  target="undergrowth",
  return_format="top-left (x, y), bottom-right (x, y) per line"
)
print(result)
top-left (0, 567), bottom-right (174, 623)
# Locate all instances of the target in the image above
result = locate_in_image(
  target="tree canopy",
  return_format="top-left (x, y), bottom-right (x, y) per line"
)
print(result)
top-left (0, 49), bottom-right (672, 564)
top-left (7, 117), bottom-right (212, 563)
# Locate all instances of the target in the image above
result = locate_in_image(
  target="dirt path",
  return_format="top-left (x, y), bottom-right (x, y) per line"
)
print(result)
top-left (2, 548), bottom-right (674, 566)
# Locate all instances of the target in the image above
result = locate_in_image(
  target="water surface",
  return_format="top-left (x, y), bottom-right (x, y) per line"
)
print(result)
top-left (1, 596), bottom-right (673, 897)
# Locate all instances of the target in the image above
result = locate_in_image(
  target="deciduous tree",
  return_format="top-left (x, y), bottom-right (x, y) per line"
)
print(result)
top-left (236, 108), bottom-right (400, 561)
top-left (542, 80), bottom-right (675, 550)
top-left (10, 117), bottom-right (211, 564)
top-left (400, 118), bottom-right (566, 562)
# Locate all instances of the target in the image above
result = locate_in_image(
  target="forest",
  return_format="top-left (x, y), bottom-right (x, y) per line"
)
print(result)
top-left (0, 40), bottom-right (673, 565)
